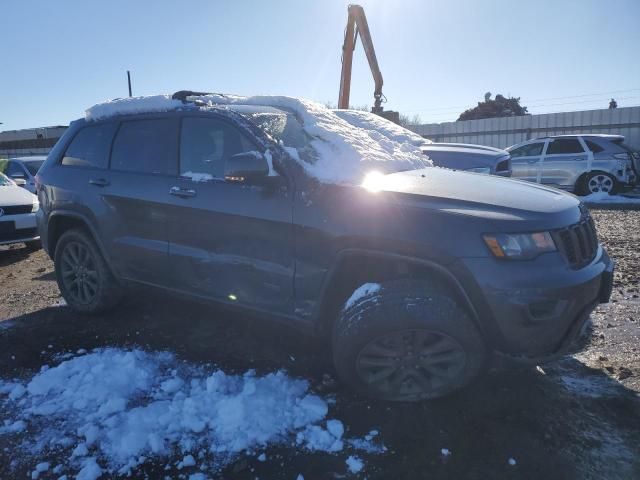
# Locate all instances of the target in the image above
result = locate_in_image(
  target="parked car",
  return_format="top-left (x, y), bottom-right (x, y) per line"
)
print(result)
top-left (36, 93), bottom-right (613, 401)
top-left (507, 135), bottom-right (637, 195)
top-left (3, 156), bottom-right (47, 193)
top-left (0, 172), bottom-right (41, 248)
top-left (333, 110), bottom-right (511, 176)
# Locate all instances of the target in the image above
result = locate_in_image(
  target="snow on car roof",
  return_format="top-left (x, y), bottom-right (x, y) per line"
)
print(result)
top-left (85, 94), bottom-right (431, 185)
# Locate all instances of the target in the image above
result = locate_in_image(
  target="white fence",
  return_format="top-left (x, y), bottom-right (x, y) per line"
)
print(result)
top-left (409, 106), bottom-right (640, 151)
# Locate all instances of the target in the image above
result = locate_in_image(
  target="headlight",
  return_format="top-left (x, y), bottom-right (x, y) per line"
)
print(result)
top-left (32, 202), bottom-right (40, 213)
top-left (466, 167), bottom-right (491, 174)
top-left (483, 232), bottom-right (556, 260)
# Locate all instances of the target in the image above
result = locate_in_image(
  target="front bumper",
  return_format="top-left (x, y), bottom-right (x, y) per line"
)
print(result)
top-left (451, 247), bottom-right (614, 361)
top-left (0, 214), bottom-right (39, 246)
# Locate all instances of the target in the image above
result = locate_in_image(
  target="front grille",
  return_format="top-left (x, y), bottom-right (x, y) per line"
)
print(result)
top-left (0, 204), bottom-right (33, 215)
top-left (553, 217), bottom-right (598, 269)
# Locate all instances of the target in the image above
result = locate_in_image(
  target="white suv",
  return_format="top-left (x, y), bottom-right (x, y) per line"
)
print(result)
top-left (507, 134), bottom-right (637, 195)
top-left (0, 172), bottom-right (40, 248)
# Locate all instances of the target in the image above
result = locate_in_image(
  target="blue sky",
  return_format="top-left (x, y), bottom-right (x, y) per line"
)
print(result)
top-left (1, 0), bottom-right (639, 131)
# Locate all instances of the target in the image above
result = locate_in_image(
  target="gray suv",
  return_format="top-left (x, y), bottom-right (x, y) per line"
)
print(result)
top-left (35, 92), bottom-right (614, 401)
top-left (507, 134), bottom-right (637, 195)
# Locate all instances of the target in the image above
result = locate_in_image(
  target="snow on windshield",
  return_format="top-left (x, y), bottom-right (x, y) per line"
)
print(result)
top-left (85, 94), bottom-right (431, 185)
top-left (332, 109), bottom-right (431, 147)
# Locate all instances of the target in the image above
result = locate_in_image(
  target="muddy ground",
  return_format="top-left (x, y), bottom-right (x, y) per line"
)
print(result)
top-left (0, 209), bottom-right (638, 479)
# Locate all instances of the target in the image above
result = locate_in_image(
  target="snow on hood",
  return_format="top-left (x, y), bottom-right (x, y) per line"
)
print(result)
top-left (85, 94), bottom-right (431, 185)
top-left (332, 109), bottom-right (431, 147)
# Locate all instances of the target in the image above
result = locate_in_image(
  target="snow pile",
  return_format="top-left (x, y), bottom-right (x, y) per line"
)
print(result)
top-left (344, 283), bottom-right (381, 310)
top-left (0, 348), bottom-right (382, 477)
top-left (582, 192), bottom-right (640, 205)
top-left (333, 109), bottom-right (430, 147)
top-left (195, 94), bottom-right (431, 184)
top-left (85, 95), bottom-right (183, 121)
top-left (84, 93), bottom-right (431, 185)
top-left (345, 455), bottom-right (364, 474)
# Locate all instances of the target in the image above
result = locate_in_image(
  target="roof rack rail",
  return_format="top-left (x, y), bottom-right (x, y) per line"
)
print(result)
top-left (172, 90), bottom-right (213, 102)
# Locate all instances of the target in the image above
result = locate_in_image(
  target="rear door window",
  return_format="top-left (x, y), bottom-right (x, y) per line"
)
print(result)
top-left (179, 117), bottom-right (257, 179)
top-left (585, 140), bottom-right (604, 153)
top-left (546, 139), bottom-right (584, 155)
top-left (110, 119), bottom-right (177, 175)
top-left (510, 142), bottom-right (544, 158)
top-left (62, 123), bottom-right (118, 168)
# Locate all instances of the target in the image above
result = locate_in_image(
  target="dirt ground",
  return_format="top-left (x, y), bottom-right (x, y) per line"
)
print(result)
top-left (0, 209), bottom-right (639, 479)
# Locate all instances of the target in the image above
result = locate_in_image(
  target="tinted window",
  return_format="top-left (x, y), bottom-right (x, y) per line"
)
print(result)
top-left (585, 140), bottom-right (604, 153)
top-left (111, 119), bottom-right (176, 174)
top-left (6, 161), bottom-right (26, 177)
top-left (180, 117), bottom-right (257, 179)
top-left (62, 123), bottom-right (117, 168)
top-left (25, 161), bottom-right (44, 175)
top-left (546, 139), bottom-right (584, 155)
top-left (510, 142), bottom-right (544, 158)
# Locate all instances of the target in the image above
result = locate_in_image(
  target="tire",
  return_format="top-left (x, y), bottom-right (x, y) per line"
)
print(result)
top-left (54, 228), bottom-right (123, 314)
top-left (576, 172), bottom-right (617, 196)
top-left (332, 279), bottom-right (486, 401)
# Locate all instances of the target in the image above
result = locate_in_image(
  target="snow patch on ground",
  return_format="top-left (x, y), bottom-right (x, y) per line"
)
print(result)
top-left (344, 283), bottom-right (381, 310)
top-left (0, 348), bottom-right (381, 477)
top-left (345, 454), bottom-right (364, 474)
top-left (582, 192), bottom-right (640, 205)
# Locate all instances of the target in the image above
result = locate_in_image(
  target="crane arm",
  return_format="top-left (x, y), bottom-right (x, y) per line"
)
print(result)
top-left (338, 4), bottom-right (384, 112)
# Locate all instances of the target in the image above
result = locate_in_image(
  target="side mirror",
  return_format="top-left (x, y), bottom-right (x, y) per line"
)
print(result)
top-left (225, 151), bottom-right (270, 182)
top-left (13, 178), bottom-right (27, 187)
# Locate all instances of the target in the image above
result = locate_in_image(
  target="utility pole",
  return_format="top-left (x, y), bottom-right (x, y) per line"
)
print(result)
top-left (127, 71), bottom-right (133, 97)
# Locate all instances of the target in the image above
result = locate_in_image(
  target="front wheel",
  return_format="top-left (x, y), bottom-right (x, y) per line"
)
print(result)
top-left (332, 279), bottom-right (486, 401)
top-left (54, 228), bottom-right (123, 314)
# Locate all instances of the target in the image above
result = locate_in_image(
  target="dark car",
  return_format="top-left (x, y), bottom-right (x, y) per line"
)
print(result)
top-left (36, 92), bottom-right (614, 401)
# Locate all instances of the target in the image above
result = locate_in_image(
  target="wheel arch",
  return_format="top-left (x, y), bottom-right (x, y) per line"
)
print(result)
top-left (315, 249), bottom-right (482, 337)
top-left (47, 211), bottom-right (118, 278)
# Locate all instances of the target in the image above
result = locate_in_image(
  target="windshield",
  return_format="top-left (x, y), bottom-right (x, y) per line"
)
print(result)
top-left (25, 160), bottom-right (44, 175)
top-left (237, 108), bottom-right (431, 179)
top-left (0, 172), bottom-right (14, 186)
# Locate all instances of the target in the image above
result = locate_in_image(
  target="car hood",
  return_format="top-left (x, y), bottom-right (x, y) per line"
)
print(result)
top-left (379, 167), bottom-right (581, 229)
top-left (0, 184), bottom-right (37, 206)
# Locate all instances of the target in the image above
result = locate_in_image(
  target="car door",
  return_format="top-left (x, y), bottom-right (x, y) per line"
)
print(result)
top-left (540, 138), bottom-right (588, 188)
top-left (167, 114), bottom-right (294, 315)
top-left (100, 116), bottom-right (178, 286)
top-left (508, 141), bottom-right (545, 182)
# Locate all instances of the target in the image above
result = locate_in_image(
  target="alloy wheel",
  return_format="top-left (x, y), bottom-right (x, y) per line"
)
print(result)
top-left (587, 174), bottom-right (614, 194)
top-left (60, 241), bottom-right (99, 305)
top-left (356, 329), bottom-right (467, 399)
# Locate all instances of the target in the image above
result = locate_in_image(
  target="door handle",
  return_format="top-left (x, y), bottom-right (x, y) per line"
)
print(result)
top-left (89, 178), bottom-right (110, 187)
top-left (169, 186), bottom-right (197, 198)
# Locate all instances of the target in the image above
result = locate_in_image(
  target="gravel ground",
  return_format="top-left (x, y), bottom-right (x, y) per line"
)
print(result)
top-left (0, 209), bottom-right (638, 479)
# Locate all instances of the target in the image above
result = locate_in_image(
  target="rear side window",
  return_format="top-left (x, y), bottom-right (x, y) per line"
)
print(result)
top-left (585, 140), bottom-right (604, 153)
top-left (6, 161), bottom-right (26, 177)
top-left (62, 123), bottom-right (117, 168)
top-left (510, 142), bottom-right (544, 158)
top-left (179, 117), bottom-right (257, 179)
top-left (111, 119), bottom-right (176, 175)
top-left (546, 139), bottom-right (584, 155)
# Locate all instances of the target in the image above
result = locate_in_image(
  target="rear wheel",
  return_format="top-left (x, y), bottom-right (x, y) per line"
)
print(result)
top-left (577, 172), bottom-right (617, 196)
top-left (54, 229), bottom-right (123, 314)
top-left (332, 279), bottom-right (486, 401)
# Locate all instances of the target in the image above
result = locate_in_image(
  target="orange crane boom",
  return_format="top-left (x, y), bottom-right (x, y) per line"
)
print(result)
top-left (337, 4), bottom-right (384, 113)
